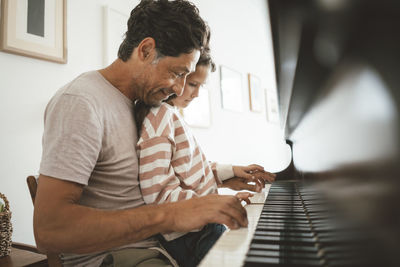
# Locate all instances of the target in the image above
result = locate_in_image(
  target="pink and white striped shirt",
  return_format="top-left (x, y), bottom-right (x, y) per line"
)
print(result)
top-left (137, 102), bottom-right (222, 204)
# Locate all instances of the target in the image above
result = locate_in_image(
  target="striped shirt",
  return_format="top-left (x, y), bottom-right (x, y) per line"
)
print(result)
top-left (137, 103), bottom-right (233, 240)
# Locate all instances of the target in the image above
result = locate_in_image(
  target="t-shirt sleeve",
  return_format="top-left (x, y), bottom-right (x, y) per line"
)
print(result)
top-left (39, 94), bottom-right (102, 185)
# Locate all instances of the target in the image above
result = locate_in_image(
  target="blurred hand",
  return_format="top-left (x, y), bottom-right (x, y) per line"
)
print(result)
top-left (235, 192), bottom-right (254, 205)
top-left (232, 164), bottom-right (265, 180)
top-left (228, 164), bottom-right (276, 192)
top-left (220, 177), bottom-right (263, 192)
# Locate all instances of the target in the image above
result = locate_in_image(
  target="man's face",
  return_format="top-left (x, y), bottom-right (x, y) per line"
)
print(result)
top-left (135, 50), bottom-right (200, 107)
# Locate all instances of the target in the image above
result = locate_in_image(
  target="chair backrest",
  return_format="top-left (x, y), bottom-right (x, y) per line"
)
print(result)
top-left (27, 175), bottom-right (63, 267)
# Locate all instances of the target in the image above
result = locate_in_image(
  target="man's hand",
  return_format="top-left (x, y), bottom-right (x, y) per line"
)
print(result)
top-left (235, 192), bottom-right (254, 205)
top-left (164, 194), bottom-right (248, 232)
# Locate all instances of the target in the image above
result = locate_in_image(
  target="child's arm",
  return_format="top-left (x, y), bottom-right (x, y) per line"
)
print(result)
top-left (138, 136), bottom-right (212, 204)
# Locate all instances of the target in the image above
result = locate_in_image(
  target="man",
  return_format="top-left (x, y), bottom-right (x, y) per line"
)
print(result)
top-left (34, 0), bottom-right (274, 266)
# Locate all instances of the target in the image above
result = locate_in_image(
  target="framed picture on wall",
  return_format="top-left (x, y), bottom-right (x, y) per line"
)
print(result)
top-left (220, 65), bottom-right (243, 112)
top-left (248, 73), bottom-right (263, 112)
top-left (181, 88), bottom-right (211, 128)
top-left (265, 87), bottom-right (280, 124)
top-left (0, 0), bottom-right (67, 63)
top-left (103, 6), bottom-right (128, 66)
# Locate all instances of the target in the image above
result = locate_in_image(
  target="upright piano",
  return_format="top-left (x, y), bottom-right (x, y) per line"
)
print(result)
top-left (200, 0), bottom-right (400, 266)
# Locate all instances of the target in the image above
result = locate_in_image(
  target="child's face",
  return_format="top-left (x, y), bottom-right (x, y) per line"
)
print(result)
top-left (171, 65), bottom-right (210, 108)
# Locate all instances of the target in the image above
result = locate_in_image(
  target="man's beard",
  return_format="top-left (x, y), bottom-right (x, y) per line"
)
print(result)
top-left (130, 80), bottom-right (158, 107)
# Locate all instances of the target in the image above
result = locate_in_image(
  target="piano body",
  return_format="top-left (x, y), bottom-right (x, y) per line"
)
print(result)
top-left (200, 0), bottom-right (400, 266)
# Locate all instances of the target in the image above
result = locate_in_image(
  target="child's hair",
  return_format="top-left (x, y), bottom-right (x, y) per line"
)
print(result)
top-left (134, 51), bottom-right (215, 136)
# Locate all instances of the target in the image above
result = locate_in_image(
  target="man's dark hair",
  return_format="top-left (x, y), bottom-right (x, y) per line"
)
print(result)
top-left (118, 0), bottom-right (209, 61)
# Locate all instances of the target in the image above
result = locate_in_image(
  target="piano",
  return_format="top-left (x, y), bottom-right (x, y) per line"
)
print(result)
top-left (200, 0), bottom-right (400, 266)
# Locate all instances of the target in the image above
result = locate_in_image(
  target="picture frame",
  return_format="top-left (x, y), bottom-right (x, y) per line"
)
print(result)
top-left (181, 88), bottom-right (211, 128)
top-left (219, 65), bottom-right (243, 112)
top-left (103, 5), bottom-right (128, 66)
top-left (265, 87), bottom-right (280, 124)
top-left (248, 73), bottom-right (263, 112)
top-left (0, 0), bottom-right (67, 63)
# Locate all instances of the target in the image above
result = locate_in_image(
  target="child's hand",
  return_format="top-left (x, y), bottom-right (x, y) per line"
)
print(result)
top-left (232, 164), bottom-right (276, 191)
top-left (232, 164), bottom-right (265, 180)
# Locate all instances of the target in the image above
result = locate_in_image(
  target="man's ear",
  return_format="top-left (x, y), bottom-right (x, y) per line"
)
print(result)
top-left (137, 37), bottom-right (157, 62)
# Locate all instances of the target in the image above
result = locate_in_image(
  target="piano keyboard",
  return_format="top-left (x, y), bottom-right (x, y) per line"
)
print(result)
top-left (201, 181), bottom-right (377, 267)
top-left (245, 181), bottom-right (375, 267)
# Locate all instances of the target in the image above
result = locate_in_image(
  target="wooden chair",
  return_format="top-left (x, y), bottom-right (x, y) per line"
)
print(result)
top-left (0, 242), bottom-right (47, 266)
top-left (27, 175), bottom-right (63, 267)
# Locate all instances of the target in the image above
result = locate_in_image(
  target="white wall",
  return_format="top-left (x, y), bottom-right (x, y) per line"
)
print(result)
top-left (0, 0), bottom-right (289, 246)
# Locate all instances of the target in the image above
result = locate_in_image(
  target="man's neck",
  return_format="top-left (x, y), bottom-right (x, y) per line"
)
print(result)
top-left (99, 59), bottom-right (138, 101)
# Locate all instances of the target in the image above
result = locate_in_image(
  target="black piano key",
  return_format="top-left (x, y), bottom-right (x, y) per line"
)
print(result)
top-left (252, 234), bottom-right (317, 245)
top-left (265, 205), bottom-right (304, 208)
top-left (250, 243), bottom-right (319, 253)
top-left (246, 249), bottom-right (321, 260)
top-left (244, 256), bottom-right (323, 266)
top-left (266, 196), bottom-right (302, 200)
top-left (257, 221), bottom-right (311, 228)
top-left (261, 208), bottom-right (305, 213)
top-left (259, 214), bottom-right (309, 220)
top-left (255, 230), bottom-right (314, 238)
top-left (267, 193), bottom-right (299, 197)
top-left (258, 219), bottom-right (310, 226)
top-left (265, 201), bottom-right (303, 206)
top-left (255, 225), bottom-right (312, 233)
top-left (267, 194), bottom-right (299, 197)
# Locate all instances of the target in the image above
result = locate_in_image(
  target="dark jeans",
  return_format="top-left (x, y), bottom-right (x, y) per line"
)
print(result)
top-left (158, 223), bottom-right (226, 267)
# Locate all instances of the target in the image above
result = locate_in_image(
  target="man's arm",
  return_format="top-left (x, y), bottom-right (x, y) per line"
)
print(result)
top-left (34, 175), bottom-right (247, 255)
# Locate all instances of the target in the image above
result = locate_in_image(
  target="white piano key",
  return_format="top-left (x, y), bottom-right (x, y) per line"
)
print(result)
top-left (198, 184), bottom-right (271, 267)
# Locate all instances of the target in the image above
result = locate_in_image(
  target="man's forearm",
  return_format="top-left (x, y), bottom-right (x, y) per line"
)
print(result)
top-left (33, 175), bottom-right (173, 254)
top-left (34, 201), bottom-right (171, 254)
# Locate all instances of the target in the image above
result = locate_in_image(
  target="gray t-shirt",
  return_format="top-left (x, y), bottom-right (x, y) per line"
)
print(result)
top-left (39, 71), bottom-right (158, 266)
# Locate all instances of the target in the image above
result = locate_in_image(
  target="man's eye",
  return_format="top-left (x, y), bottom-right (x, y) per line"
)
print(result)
top-left (171, 72), bottom-right (184, 78)
top-left (189, 82), bottom-right (197, 87)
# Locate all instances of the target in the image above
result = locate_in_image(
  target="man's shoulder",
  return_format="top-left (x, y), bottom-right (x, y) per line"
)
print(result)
top-left (59, 71), bottom-right (105, 97)
top-left (49, 70), bottom-right (128, 113)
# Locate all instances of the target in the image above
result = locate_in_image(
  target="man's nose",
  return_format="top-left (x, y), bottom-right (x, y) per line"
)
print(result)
top-left (172, 77), bottom-right (186, 96)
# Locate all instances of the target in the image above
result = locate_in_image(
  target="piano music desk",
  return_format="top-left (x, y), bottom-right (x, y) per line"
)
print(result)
top-left (199, 184), bottom-right (271, 267)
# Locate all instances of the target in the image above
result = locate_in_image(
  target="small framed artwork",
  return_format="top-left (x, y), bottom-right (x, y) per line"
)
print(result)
top-left (220, 65), bottom-right (243, 112)
top-left (103, 6), bottom-right (128, 66)
top-left (265, 87), bottom-right (280, 124)
top-left (182, 88), bottom-right (211, 128)
top-left (0, 0), bottom-right (67, 63)
top-left (248, 73), bottom-right (263, 112)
